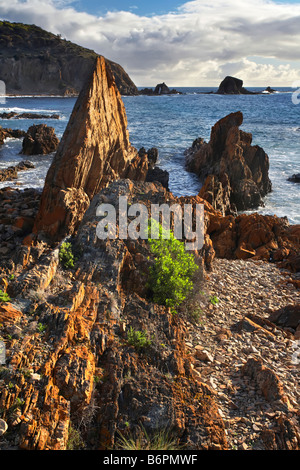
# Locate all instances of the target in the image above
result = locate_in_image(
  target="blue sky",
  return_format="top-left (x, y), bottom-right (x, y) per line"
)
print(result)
top-left (75, 0), bottom-right (184, 16)
top-left (75, 0), bottom-right (300, 16)
top-left (1, 0), bottom-right (300, 86)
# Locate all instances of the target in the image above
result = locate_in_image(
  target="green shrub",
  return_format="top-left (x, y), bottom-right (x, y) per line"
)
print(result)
top-left (67, 425), bottom-right (84, 450)
top-left (0, 290), bottom-right (10, 303)
top-left (147, 221), bottom-right (198, 311)
top-left (127, 327), bottom-right (152, 352)
top-left (210, 295), bottom-right (219, 306)
top-left (59, 241), bottom-right (75, 269)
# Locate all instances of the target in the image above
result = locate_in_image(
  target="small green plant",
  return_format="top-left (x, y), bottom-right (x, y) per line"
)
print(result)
top-left (115, 426), bottom-right (183, 451)
top-left (210, 295), bottom-right (219, 306)
top-left (0, 290), bottom-right (11, 303)
top-left (37, 323), bottom-right (47, 333)
top-left (127, 327), bottom-right (152, 352)
top-left (147, 220), bottom-right (198, 311)
top-left (190, 306), bottom-right (204, 324)
top-left (59, 241), bottom-right (76, 269)
top-left (15, 397), bottom-right (25, 408)
top-left (67, 425), bottom-right (84, 450)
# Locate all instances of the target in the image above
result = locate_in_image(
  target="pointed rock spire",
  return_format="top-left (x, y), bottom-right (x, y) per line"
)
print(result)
top-left (34, 56), bottom-right (148, 241)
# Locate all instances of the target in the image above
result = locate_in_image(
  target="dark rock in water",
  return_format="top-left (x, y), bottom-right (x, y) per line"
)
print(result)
top-left (0, 112), bottom-right (60, 120)
top-left (154, 82), bottom-right (173, 95)
top-left (264, 86), bottom-right (277, 94)
top-left (139, 147), bottom-right (159, 169)
top-left (185, 111), bottom-right (272, 215)
top-left (139, 82), bottom-right (182, 96)
top-left (216, 76), bottom-right (253, 95)
top-left (146, 166), bottom-right (169, 190)
top-left (21, 124), bottom-right (59, 155)
top-left (139, 147), bottom-right (168, 188)
top-left (0, 127), bottom-right (26, 145)
top-left (288, 174), bottom-right (300, 183)
top-left (0, 160), bottom-right (35, 182)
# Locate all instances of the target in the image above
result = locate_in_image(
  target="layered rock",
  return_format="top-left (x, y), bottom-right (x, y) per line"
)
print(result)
top-left (185, 112), bottom-right (272, 215)
top-left (206, 210), bottom-right (300, 272)
top-left (0, 180), bottom-right (228, 451)
top-left (33, 56), bottom-right (148, 242)
top-left (0, 178), bottom-right (299, 450)
top-left (21, 124), bottom-right (59, 155)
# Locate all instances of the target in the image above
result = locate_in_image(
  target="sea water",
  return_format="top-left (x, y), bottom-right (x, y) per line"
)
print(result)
top-left (0, 87), bottom-right (299, 224)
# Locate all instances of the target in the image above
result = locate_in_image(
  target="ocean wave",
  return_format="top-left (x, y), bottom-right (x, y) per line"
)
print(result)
top-left (0, 106), bottom-right (60, 114)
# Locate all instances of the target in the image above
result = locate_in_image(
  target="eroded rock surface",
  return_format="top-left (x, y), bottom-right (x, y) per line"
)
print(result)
top-left (33, 56), bottom-right (148, 242)
top-left (21, 124), bottom-right (59, 155)
top-left (185, 112), bottom-right (272, 215)
top-left (0, 179), bottom-right (299, 451)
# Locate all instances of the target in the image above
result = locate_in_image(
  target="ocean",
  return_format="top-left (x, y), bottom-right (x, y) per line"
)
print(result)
top-left (0, 87), bottom-right (299, 224)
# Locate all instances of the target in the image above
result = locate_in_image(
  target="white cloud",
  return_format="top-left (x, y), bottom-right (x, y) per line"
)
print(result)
top-left (0, 0), bottom-right (300, 86)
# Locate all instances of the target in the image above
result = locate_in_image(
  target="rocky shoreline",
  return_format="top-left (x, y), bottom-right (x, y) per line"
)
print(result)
top-left (0, 56), bottom-right (299, 451)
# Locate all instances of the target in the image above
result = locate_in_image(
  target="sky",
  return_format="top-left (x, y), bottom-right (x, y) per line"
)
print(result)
top-left (1, 0), bottom-right (300, 87)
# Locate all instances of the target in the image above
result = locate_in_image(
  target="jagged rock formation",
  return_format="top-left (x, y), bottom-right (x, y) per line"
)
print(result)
top-left (21, 124), bottom-right (59, 155)
top-left (0, 179), bottom-right (299, 450)
top-left (216, 76), bottom-right (253, 95)
top-left (0, 21), bottom-right (138, 96)
top-left (206, 210), bottom-right (300, 272)
top-left (138, 147), bottom-right (169, 190)
top-left (0, 180), bottom-right (229, 451)
top-left (185, 111), bottom-right (272, 215)
top-left (33, 56), bottom-right (148, 241)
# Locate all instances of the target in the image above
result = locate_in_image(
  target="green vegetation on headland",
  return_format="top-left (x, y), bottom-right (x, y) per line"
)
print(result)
top-left (0, 20), bottom-right (138, 96)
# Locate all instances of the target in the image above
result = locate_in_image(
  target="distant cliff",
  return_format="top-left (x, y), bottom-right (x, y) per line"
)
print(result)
top-left (0, 21), bottom-right (139, 96)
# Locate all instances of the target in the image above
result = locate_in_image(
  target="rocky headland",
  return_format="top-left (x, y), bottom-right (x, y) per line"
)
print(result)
top-left (0, 55), bottom-right (299, 452)
top-left (0, 21), bottom-right (138, 96)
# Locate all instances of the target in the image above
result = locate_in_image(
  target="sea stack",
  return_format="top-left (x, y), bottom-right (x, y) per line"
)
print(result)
top-left (185, 111), bottom-right (272, 215)
top-left (216, 76), bottom-right (253, 95)
top-left (33, 56), bottom-right (148, 241)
